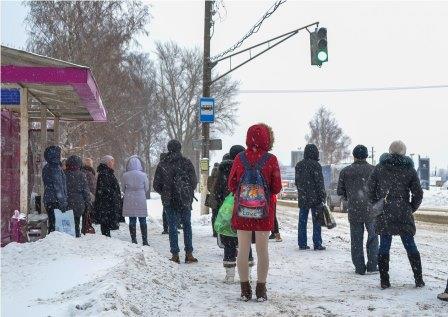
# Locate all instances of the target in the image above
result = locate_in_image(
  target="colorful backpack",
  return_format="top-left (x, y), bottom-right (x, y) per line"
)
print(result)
top-left (235, 153), bottom-right (271, 219)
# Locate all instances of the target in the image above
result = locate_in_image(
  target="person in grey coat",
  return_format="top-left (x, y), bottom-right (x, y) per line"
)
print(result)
top-left (337, 145), bottom-right (378, 275)
top-left (65, 155), bottom-right (91, 237)
top-left (122, 156), bottom-right (150, 245)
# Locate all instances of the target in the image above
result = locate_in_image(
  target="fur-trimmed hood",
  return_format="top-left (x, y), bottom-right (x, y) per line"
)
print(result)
top-left (246, 123), bottom-right (274, 152)
top-left (379, 153), bottom-right (414, 169)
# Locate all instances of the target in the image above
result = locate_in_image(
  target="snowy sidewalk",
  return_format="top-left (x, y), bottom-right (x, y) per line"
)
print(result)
top-left (1, 195), bottom-right (447, 316)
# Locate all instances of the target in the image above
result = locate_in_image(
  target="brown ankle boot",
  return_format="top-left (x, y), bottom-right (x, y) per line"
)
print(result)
top-left (256, 282), bottom-right (267, 301)
top-left (170, 254), bottom-right (180, 264)
top-left (185, 252), bottom-right (198, 264)
top-left (240, 281), bottom-right (252, 301)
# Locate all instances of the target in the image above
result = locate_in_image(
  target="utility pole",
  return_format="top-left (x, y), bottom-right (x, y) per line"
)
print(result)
top-left (200, 0), bottom-right (213, 215)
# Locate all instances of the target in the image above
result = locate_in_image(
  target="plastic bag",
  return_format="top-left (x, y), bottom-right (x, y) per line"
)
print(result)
top-left (54, 209), bottom-right (76, 237)
top-left (214, 194), bottom-right (237, 237)
top-left (10, 210), bottom-right (28, 243)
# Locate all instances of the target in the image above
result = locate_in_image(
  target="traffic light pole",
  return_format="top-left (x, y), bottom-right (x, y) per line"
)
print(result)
top-left (200, 0), bottom-right (213, 215)
top-left (200, 1), bottom-right (320, 215)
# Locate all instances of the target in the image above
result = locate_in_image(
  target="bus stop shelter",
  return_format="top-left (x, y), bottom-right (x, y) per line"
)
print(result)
top-left (1, 45), bottom-right (107, 245)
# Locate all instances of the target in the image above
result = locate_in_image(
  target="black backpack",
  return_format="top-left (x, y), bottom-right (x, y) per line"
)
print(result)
top-left (172, 163), bottom-right (193, 210)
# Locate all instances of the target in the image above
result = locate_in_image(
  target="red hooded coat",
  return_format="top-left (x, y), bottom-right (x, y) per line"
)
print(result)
top-left (229, 124), bottom-right (282, 231)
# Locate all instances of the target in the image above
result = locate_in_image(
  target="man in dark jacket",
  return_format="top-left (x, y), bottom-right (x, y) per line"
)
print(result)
top-left (338, 145), bottom-right (377, 274)
top-left (368, 140), bottom-right (424, 289)
top-left (42, 146), bottom-right (68, 233)
top-left (94, 155), bottom-right (122, 237)
top-left (65, 155), bottom-right (91, 237)
top-left (295, 144), bottom-right (326, 250)
top-left (153, 140), bottom-right (198, 264)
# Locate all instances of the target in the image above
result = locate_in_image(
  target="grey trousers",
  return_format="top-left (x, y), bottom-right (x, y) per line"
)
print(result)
top-left (350, 221), bottom-right (379, 273)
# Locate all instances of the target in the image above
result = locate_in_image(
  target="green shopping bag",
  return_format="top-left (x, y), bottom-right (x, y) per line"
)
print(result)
top-left (214, 193), bottom-right (237, 237)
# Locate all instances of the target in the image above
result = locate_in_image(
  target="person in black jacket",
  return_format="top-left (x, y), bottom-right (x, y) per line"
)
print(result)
top-left (295, 144), bottom-right (326, 250)
top-left (338, 145), bottom-right (378, 274)
top-left (94, 155), bottom-right (122, 237)
top-left (212, 145), bottom-right (255, 283)
top-left (153, 140), bottom-right (198, 264)
top-left (368, 140), bottom-right (424, 289)
top-left (42, 146), bottom-right (68, 233)
top-left (207, 161), bottom-right (220, 237)
top-left (65, 155), bottom-right (91, 237)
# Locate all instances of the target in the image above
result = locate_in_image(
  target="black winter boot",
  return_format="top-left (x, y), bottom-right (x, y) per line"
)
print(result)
top-left (129, 224), bottom-right (137, 244)
top-left (408, 252), bottom-right (425, 287)
top-left (140, 222), bottom-right (149, 246)
top-left (378, 254), bottom-right (391, 289)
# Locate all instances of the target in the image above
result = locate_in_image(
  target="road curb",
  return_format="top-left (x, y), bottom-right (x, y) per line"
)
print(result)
top-left (277, 200), bottom-right (448, 225)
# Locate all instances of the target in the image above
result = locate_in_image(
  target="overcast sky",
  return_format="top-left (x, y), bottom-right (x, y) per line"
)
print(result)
top-left (2, 1), bottom-right (448, 170)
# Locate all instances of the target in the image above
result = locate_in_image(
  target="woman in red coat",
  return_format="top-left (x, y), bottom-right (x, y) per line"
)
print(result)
top-left (228, 123), bottom-right (282, 301)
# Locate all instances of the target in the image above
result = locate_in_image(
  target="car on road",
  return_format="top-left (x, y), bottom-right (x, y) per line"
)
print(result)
top-left (278, 187), bottom-right (298, 200)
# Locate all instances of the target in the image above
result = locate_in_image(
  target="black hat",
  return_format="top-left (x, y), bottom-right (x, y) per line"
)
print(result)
top-left (167, 140), bottom-right (182, 153)
top-left (353, 145), bottom-right (368, 160)
top-left (229, 145), bottom-right (245, 160)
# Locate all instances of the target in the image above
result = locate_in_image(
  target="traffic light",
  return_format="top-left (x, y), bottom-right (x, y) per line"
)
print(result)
top-left (310, 27), bottom-right (328, 66)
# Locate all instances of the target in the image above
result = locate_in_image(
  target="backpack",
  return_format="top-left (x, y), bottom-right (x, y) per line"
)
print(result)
top-left (235, 153), bottom-right (271, 219)
top-left (172, 162), bottom-right (193, 210)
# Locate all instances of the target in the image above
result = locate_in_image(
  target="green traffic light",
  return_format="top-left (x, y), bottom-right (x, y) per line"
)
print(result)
top-left (317, 51), bottom-right (328, 62)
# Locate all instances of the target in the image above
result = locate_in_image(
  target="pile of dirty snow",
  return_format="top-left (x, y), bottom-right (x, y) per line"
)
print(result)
top-left (1, 231), bottom-right (190, 316)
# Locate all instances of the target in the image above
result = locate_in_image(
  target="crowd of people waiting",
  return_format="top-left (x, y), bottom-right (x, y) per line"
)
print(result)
top-left (41, 123), bottom-right (448, 303)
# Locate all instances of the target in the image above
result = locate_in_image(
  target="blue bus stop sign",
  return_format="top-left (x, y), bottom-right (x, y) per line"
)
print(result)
top-left (1, 88), bottom-right (21, 106)
top-left (199, 97), bottom-right (215, 123)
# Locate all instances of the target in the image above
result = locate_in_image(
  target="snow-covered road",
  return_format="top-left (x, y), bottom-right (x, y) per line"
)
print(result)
top-left (1, 195), bottom-right (447, 316)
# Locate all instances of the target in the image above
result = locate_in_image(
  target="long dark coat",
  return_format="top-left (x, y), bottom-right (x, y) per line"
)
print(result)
top-left (42, 146), bottom-right (68, 210)
top-left (65, 156), bottom-right (91, 217)
top-left (213, 159), bottom-right (234, 210)
top-left (94, 163), bottom-right (122, 229)
top-left (81, 166), bottom-right (96, 196)
top-left (337, 160), bottom-right (375, 223)
top-left (153, 151), bottom-right (197, 211)
top-left (295, 144), bottom-right (326, 209)
top-left (368, 153), bottom-right (423, 236)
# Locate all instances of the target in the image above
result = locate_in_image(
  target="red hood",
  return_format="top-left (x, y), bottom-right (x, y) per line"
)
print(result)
top-left (245, 123), bottom-right (273, 152)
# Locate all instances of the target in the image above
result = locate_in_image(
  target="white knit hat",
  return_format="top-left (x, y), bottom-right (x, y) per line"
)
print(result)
top-left (389, 140), bottom-right (407, 155)
top-left (100, 155), bottom-right (114, 164)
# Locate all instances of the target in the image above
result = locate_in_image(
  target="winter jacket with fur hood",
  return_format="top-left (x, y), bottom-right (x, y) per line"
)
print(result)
top-left (229, 124), bottom-right (282, 231)
top-left (122, 156), bottom-right (149, 217)
top-left (368, 153), bottom-right (423, 236)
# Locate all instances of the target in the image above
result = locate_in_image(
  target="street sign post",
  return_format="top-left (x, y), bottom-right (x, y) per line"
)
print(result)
top-left (193, 138), bottom-right (222, 151)
top-left (199, 97), bottom-right (215, 123)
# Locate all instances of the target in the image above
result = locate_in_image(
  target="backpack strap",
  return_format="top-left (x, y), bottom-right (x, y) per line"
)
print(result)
top-left (254, 153), bottom-right (272, 171)
top-left (239, 152), bottom-right (251, 170)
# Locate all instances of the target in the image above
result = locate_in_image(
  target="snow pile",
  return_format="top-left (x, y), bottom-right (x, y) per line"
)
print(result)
top-left (1, 231), bottom-right (190, 316)
top-left (421, 187), bottom-right (448, 208)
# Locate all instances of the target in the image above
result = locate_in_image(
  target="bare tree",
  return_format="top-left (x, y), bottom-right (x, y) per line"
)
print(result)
top-left (24, 1), bottom-right (152, 171)
top-left (305, 106), bottom-right (351, 164)
top-left (154, 41), bottom-right (239, 164)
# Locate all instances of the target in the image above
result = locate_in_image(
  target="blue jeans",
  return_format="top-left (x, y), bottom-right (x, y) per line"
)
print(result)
top-left (129, 217), bottom-right (146, 225)
top-left (166, 208), bottom-right (193, 255)
top-left (298, 207), bottom-right (322, 247)
top-left (350, 222), bottom-right (378, 272)
top-left (378, 234), bottom-right (419, 255)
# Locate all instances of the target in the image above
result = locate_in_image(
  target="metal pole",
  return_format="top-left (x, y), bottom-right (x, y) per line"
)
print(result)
top-left (20, 88), bottom-right (29, 215)
top-left (200, 0), bottom-right (213, 215)
top-left (40, 105), bottom-right (47, 213)
top-left (54, 116), bottom-right (60, 145)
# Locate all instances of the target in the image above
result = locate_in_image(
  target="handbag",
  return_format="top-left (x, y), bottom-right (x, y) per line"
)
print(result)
top-left (316, 204), bottom-right (337, 229)
top-left (372, 190), bottom-right (389, 217)
top-left (205, 193), bottom-right (218, 210)
top-left (214, 194), bottom-right (237, 237)
top-left (54, 209), bottom-right (76, 237)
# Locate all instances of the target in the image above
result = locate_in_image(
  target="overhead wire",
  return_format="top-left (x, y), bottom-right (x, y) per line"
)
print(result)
top-left (211, 0), bottom-right (287, 61)
top-left (239, 84), bottom-right (448, 94)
